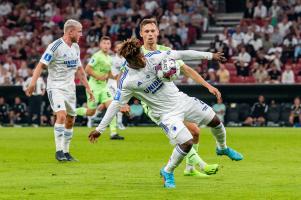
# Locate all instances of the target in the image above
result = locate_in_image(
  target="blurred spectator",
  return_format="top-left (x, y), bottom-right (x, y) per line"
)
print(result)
top-left (216, 63), bottom-right (230, 83)
top-left (232, 26), bottom-right (244, 46)
top-left (278, 15), bottom-right (292, 37)
top-left (271, 26), bottom-right (283, 46)
top-left (289, 97), bottom-right (301, 126)
top-left (244, 1), bottom-right (254, 19)
top-left (0, 96), bottom-right (10, 125)
top-left (249, 34), bottom-right (263, 51)
top-left (23, 72), bottom-right (46, 126)
top-left (212, 98), bottom-right (226, 122)
top-left (17, 61), bottom-right (30, 80)
top-left (125, 99), bottom-right (144, 126)
top-left (267, 63), bottom-right (281, 83)
top-left (145, 0), bottom-right (159, 14)
top-left (0, 65), bottom-right (13, 85)
top-left (234, 46), bottom-right (251, 77)
top-left (177, 21), bottom-right (188, 48)
top-left (10, 96), bottom-right (27, 125)
top-left (269, 0), bottom-right (281, 26)
top-left (207, 68), bottom-right (217, 84)
top-left (3, 56), bottom-right (17, 78)
top-left (281, 64), bottom-right (295, 83)
top-left (0, 1), bottom-right (12, 16)
top-left (244, 95), bottom-right (268, 126)
top-left (41, 28), bottom-right (54, 47)
top-left (167, 28), bottom-right (182, 49)
top-left (253, 63), bottom-right (268, 83)
top-left (253, 0), bottom-right (267, 19)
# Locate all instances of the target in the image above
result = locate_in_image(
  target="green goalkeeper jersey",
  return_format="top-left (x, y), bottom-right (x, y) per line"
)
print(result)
top-left (87, 50), bottom-right (112, 88)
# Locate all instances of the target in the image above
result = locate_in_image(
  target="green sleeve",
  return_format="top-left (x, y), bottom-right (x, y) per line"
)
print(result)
top-left (88, 54), bottom-right (98, 69)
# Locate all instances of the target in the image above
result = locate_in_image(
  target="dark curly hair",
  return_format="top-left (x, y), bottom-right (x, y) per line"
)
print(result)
top-left (118, 37), bottom-right (142, 60)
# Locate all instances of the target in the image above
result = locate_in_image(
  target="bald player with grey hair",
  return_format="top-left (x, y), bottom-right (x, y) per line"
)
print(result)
top-left (26, 19), bottom-right (94, 161)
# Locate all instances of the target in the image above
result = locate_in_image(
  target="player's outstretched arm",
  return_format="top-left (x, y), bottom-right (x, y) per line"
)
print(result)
top-left (168, 50), bottom-right (226, 62)
top-left (89, 100), bottom-right (121, 143)
top-left (25, 62), bottom-right (46, 97)
top-left (181, 64), bottom-right (222, 101)
top-left (77, 66), bottom-right (94, 102)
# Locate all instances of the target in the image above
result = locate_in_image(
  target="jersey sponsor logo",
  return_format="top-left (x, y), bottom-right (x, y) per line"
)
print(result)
top-left (144, 77), bottom-right (163, 94)
top-left (64, 59), bottom-right (78, 68)
top-left (44, 53), bottom-right (52, 62)
top-left (137, 81), bottom-right (142, 87)
top-left (146, 75), bottom-right (150, 79)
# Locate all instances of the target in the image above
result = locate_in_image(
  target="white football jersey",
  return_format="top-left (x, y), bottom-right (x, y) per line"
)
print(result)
top-left (96, 50), bottom-right (212, 132)
top-left (40, 38), bottom-right (82, 91)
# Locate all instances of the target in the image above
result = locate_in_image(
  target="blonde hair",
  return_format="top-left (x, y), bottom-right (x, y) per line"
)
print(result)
top-left (63, 19), bottom-right (82, 33)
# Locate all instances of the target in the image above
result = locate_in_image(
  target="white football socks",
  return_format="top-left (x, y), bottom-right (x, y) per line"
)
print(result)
top-left (63, 128), bottom-right (73, 153)
top-left (164, 145), bottom-right (187, 173)
top-left (54, 123), bottom-right (64, 152)
top-left (211, 123), bottom-right (227, 150)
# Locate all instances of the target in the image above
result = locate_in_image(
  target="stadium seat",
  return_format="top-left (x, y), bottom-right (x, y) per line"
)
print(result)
top-left (280, 103), bottom-right (291, 126)
top-left (225, 63), bottom-right (235, 70)
top-left (267, 105), bottom-right (281, 124)
top-left (230, 76), bottom-right (244, 83)
top-left (226, 105), bottom-right (240, 124)
top-left (238, 103), bottom-right (250, 121)
top-left (296, 76), bottom-right (301, 83)
top-left (244, 76), bottom-right (256, 83)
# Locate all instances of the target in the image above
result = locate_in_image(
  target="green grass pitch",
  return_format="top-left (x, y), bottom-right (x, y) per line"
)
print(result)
top-left (0, 127), bottom-right (300, 200)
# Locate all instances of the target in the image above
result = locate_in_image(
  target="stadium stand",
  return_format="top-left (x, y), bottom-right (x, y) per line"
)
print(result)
top-left (0, 0), bottom-right (300, 127)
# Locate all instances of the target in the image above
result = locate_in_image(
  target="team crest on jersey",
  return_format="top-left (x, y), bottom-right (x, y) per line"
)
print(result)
top-left (44, 53), bottom-right (52, 62)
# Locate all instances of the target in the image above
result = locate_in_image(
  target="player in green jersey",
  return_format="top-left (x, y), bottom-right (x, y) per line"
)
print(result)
top-left (76, 36), bottom-right (124, 140)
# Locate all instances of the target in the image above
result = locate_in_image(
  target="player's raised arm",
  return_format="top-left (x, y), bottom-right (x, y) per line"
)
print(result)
top-left (25, 62), bottom-right (46, 97)
top-left (166, 50), bottom-right (227, 63)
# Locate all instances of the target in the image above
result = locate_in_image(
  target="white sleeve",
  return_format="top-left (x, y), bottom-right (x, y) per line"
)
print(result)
top-left (166, 50), bottom-right (213, 61)
top-left (76, 44), bottom-right (82, 67)
top-left (40, 44), bottom-right (54, 66)
top-left (96, 77), bottom-right (133, 133)
top-left (95, 100), bottom-right (121, 133)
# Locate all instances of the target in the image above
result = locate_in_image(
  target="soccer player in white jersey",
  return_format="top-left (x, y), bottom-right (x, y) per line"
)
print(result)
top-left (26, 19), bottom-right (94, 162)
top-left (107, 41), bottom-right (126, 129)
top-left (89, 38), bottom-right (243, 188)
top-left (140, 18), bottom-right (219, 177)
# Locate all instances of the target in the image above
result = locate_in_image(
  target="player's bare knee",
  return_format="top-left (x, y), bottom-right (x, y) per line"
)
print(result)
top-left (179, 139), bottom-right (193, 153)
top-left (56, 112), bottom-right (67, 123)
top-left (65, 116), bottom-right (75, 129)
top-left (207, 115), bottom-right (221, 128)
top-left (86, 109), bottom-right (96, 116)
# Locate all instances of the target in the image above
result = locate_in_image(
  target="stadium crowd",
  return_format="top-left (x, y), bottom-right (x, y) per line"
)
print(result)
top-left (0, 0), bottom-right (215, 86)
top-left (0, 0), bottom-right (301, 127)
top-left (203, 0), bottom-right (301, 84)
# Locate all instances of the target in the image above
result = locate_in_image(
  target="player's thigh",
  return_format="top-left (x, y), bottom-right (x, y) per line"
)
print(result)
top-left (159, 118), bottom-right (192, 145)
top-left (184, 98), bottom-right (215, 126)
top-left (184, 121), bottom-right (200, 136)
top-left (87, 88), bottom-right (101, 110)
top-left (47, 89), bottom-right (67, 114)
top-left (64, 92), bottom-right (77, 117)
top-left (100, 87), bottom-right (113, 106)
